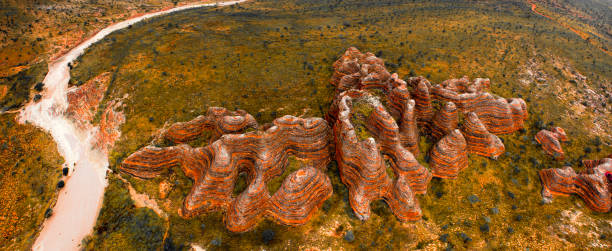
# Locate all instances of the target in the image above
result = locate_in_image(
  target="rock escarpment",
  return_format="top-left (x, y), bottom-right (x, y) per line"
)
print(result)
top-left (121, 110), bottom-right (333, 232)
top-left (539, 155), bottom-right (612, 212)
top-left (535, 127), bottom-right (568, 159)
top-left (65, 71), bottom-right (125, 153)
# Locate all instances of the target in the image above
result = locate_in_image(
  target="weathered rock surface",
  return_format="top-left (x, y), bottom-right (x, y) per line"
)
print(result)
top-left (65, 71), bottom-right (124, 153)
top-left (430, 76), bottom-right (528, 134)
top-left (430, 129), bottom-right (468, 179)
top-left (326, 48), bottom-right (527, 221)
top-left (121, 114), bottom-right (333, 232)
top-left (162, 107), bottom-right (258, 144)
top-left (94, 100), bottom-right (125, 153)
top-left (461, 112), bottom-right (505, 159)
top-left (65, 72), bottom-right (111, 128)
top-left (430, 102), bottom-right (459, 141)
top-left (539, 156), bottom-right (612, 213)
top-left (535, 127), bottom-right (568, 159)
top-left (120, 47), bottom-right (529, 228)
top-left (332, 90), bottom-right (430, 221)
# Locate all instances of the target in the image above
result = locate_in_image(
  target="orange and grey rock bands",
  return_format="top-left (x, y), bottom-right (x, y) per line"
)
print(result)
top-left (539, 154), bottom-right (612, 213)
top-left (119, 47), bottom-right (530, 232)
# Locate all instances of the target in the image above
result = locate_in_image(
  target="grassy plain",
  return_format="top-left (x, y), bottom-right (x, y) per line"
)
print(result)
top-left (0, 114), bottom-right (64, 250)
top-left (70, 0), bottom-right (611, 249)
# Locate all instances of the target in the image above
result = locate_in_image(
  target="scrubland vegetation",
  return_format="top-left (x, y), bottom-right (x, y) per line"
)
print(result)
top-left (69, 0), bottom-right (612, 249)
top-left (0, 0), bottom-right (609, 249)
top-left (68, 0), bottom-right (612, 249)
top-left (0, 0), bottom-right (217, 112)
top-left (0, 114), bottom-right (64, 250)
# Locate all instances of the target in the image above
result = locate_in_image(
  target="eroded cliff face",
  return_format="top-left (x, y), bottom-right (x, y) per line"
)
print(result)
top-left (66, 72), bottom-right (111, 128)
top-left (118, 47), bottom-right (531, 231)
top-left (65, 71), bottom-right (125, 153)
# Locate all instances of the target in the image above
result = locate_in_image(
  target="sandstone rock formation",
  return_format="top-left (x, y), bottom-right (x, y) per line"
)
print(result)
top-left (94, 100), bottom-right (125, 153)
top-left (430, 76), bottom-right (528, 134)
top-left (539, 156), bottom-right (612, 213)
top-left (162, 107), bottom-right (258, 144)
top-left (65, 71), bottom-right (125, 153)
top-left (430, 129), bottom-right (468, 179)
top-left (332, 90), bottom-right (430, 221)
top-left (430, 102), bottom-right (458, 141)
top-left (461, 112), bottom-right (505, 159)
top-left (327, 47), bottom-right (527, 220)
top-left (535, 127), bottom-right (568, 159)
top-left (121, 113), bottom-right (333, 232)
top-left (66, 72), bottom-right (111, 129)
top-left (120, 47), bottom-right (529, 228)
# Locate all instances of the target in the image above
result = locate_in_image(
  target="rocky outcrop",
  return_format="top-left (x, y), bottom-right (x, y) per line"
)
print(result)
top-left (119, 47), bottom-right (530, 228)
top-left (65, 71), bottom-right (124, 153)
top-left (332, 90), bottom-right (430, 221)
top-left (94, 100), bottom-right (125, 153)
top-left (539, 156), bottom-right (612, 213)
top-left (65, 72), bottom-right (111, 128)
top-left (411, 80), bottom-right (434, 127)
top-left (430, 76), bottom-right (528, 134)
top-left (121, 114), bottom-right (333, 232)
top-left (535, 127), bottom-right (568, 159)
top-left (429, 102), bottom-right (458, 141)
top-left (430, 129), bottom-right (468, 179)
top-left (398, 99), bottom-right (419, 156)
top-left (162, 107), bottom-right (258, 144)
top-left (461, 112), bottom-right (504, 159)
top-left (326, 48), bottom-right (527, 221)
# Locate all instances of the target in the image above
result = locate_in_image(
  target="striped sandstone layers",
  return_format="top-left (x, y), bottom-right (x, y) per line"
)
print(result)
top-left (539, 156), bottom-right (612, 212)
top-left (430, 102), bottom-right (459, 141)
top-left (535, 127), bottom-right (568, 159)
top-left (430, 77), bottom-right (527, 134)
top-left (398, 99), bottom-right (419, 156)
top-left (333, 90), bottom-right (431, 221)
top-left (461, 112), bottom-right (505, 159)
top-left (162, 107), bottom-right (258, 144)
top-left (121, 113), bottom-right (333, 232)
top-left (430, 129), bottom-right (468, 179)
top-left (327, 48), bottom-right (527, 218)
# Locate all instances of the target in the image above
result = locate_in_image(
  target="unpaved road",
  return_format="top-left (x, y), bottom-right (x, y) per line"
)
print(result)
top-left (19, 1), bottom-right (249, 250)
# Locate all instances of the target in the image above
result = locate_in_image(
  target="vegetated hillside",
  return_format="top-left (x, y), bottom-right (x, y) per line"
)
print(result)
top-left (529, 0), bottom-right (612, 55)
top-left (0, 0), bottom-right (221, 111)
top-left (0, 114), bottom-right (64, 250)
top-left (70, 0), bottom-right (611, 250)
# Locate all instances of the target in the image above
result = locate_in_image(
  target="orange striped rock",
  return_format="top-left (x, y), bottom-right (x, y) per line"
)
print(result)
top-left (430, 129), bottom-right (468, 179)
top-left (398, 99), bottom-right (419, 156)
top-left (535, 127), bottom-right (568, 159)
top-left (461, 112), bottom-right (504, 159)
top-left (429, 102), bottom-right (459, 141)
top-left (163, 107), bottom-right (258, 144)
top-left (405, 76), bottom-right (432, 90)
top-left (121, 113), bottom-right (333, 232)
top-left (411, 80), bottom-right (434, 126)
top-left (539, 157), bottom-right (611, 212)
top-left (333, 90), bottom-right (431, 222)
top-left (430, 77), bottom-right (527, 134)
top-left (387, 74), bottom-right (412, 120)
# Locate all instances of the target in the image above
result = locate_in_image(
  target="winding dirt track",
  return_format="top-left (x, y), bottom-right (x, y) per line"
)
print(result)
top-left (19, 1), bottom-right (249, 250)
top-left (527, 0), bottom-right (611, 56)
